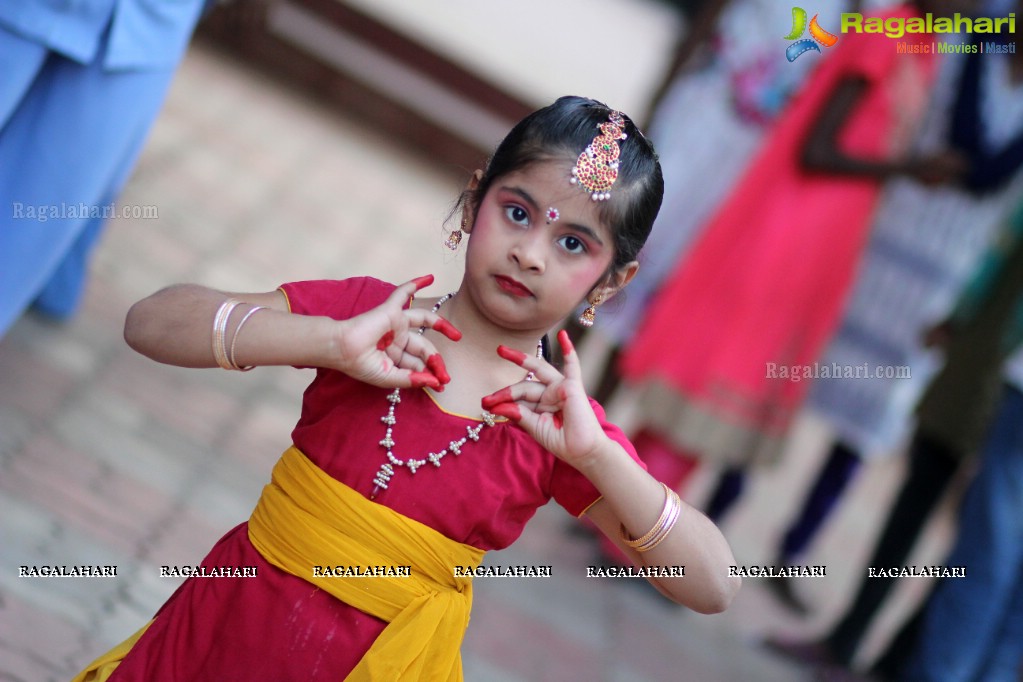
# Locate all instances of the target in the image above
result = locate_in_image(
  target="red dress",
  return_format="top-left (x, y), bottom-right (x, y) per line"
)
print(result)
top-left (107, 277), bottom-right (640, 680)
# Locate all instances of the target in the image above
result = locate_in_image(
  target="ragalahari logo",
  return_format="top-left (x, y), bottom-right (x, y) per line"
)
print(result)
top-left (785, 7), bottom-right (839, 61)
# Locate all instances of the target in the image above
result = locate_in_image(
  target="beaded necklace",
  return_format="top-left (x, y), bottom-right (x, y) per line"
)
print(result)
top-left (370, 292), bottom-right (541, 499)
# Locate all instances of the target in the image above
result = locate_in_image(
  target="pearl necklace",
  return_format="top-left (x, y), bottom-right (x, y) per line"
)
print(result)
top-left (370, 292), bottom-right (541, 499)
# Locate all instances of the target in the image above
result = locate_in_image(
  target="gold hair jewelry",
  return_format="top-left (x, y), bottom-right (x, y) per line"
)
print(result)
top-left (570, 111), bottom-right (627, 201)
top-left (578, 294), bottom-right (603, 327)
top-left (445, 216), bottom-right (466, 250)
top-left (620, 483), bottom-right (682, 553)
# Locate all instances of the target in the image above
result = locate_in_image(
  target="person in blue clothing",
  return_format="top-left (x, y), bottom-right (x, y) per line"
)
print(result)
top-left (773, 194), bottom-right (1023, 680)
top-left (899, 195), bottom-right (1023, 682)
top-left (0, 0), bottom-right (208, 336)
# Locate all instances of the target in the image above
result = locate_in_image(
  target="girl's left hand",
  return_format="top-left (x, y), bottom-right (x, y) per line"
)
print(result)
top-left (482, 330), bottom-right (608, 470)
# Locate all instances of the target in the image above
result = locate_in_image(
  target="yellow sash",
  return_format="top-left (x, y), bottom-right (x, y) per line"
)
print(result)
top-left (247, 446), bottom-right (485, 681)
top-left (71, 621), bottom-right (153, 682)
top-left (71, 446), bottom-right (484, 682)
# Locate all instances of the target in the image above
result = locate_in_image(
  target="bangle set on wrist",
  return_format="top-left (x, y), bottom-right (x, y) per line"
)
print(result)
top-left (212, 298), bottom-right (268, 371)
top-left (619, 482), bottom-right (682, 553)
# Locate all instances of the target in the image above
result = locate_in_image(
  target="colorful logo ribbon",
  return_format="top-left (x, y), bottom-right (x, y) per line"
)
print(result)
top-left (785, 7), bottom-right (838, 62)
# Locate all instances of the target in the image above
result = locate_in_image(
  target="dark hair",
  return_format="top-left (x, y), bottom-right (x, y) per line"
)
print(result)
top-left (460, 96), bottom-right (663, 278)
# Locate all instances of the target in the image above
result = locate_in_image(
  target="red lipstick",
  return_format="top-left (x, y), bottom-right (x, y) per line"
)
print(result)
top-left (495, 275), bottom-right (533, 297)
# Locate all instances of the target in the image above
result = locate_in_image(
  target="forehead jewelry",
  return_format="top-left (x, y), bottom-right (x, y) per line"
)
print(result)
top-left (370, 292), bottom-right (543, 499)
top-left (545, 207), bottom-right (560, 224)
top-left (570, 111), bottom-right (627, 201)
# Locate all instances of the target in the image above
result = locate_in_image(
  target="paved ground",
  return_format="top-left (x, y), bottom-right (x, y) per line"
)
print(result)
top-left (0, 42), bottom-right (961, 682)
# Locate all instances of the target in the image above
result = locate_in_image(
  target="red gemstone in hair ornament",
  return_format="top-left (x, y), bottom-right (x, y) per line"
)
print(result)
top-left (570, 111), bottom-right (627, 201)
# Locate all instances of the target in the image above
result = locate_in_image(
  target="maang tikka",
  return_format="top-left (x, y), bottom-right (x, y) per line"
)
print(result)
top-left (570, 111), bottom-right (627, 201)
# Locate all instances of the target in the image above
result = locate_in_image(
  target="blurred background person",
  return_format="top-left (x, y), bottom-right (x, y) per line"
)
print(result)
top-left (900, 196), bottom-right (1023, 682)
top-left (782, 191), bottom-right (1023, 681)
top-left (767, 6), bottom-right (1023, 614)
top-left (571, 0), bottom-right (862, 564)
top-left (609, 0), bottom-right (970, 535)
top-left (0, 0), bottom-right (209, 336)
top-left (572, 0), bottom-right (862, 503)
top-left (576, 0), bottom-right (860, 402)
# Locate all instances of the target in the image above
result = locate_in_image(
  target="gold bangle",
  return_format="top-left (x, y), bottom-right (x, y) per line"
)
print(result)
top-left (620, 483), bottom-right (681, 552)
top-left (620, 483), bottom-right (673, 547)
top-left (212, 298), bottom-right (241, 370)
top-left (229, 305), bottom-right (267, 371)
top-left (635, 492), bottom-right (681, 552)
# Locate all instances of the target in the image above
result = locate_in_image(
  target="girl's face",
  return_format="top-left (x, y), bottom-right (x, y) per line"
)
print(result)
top-left (462, 160), bottom-right (630, 333)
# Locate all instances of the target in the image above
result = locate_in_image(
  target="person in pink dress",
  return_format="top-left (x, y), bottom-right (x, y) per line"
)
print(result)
top-left (616, 1), bottom-right (975, 515)
top-left (72, 96), bottom-right (740, 681)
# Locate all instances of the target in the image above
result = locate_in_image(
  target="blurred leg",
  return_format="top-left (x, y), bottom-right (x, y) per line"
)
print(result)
top-left (826, 431), bottom-right (960, 665)
top-left (870, 603), bottom-right (924, 680)
top-left (778, 440), bottom-right (863, 562)
top-left (902, 386), bottom-right (1023, 682)
top-left (766, 441), bottom-right (864, 614)
top-left (705, 466), bottom-right (745, 522)
top-left (32, 205), bottom-right (107, 318)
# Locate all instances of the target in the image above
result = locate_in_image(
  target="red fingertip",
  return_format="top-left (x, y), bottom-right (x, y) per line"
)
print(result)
top-left (412, 275), bottom-right (434, 291)
top-left (489, 402), bottom-right (522, 422)
top-left (552, 412), bottom-right (564, 430)
top-left (557, 329), bottom-right (575, 354)
top-left (481, 387), bottom-right (514, 410)
top-left (410, 371), bottom-right (441, 390)
top-left (376, 331), bottom-right (395, 351)
top-left (432, 318), bottom-right (462, 341)
top-left (426, 354), bottom-right (450, 384)
top-left (497, 345), bottom-right (528, 365)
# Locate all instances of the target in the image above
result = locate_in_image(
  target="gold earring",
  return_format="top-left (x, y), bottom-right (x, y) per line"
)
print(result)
top-left (445, 217), bottom-right (465, 251)
top-left (578, 295), bottom-right (602, 327)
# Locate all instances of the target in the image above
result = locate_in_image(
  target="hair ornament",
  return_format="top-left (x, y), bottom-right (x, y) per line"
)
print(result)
top-left (570, 110), bottom-right (627, 201)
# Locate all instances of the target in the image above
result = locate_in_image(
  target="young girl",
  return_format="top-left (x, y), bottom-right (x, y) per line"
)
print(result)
top-left (74, 96), bottom-right (740, 681)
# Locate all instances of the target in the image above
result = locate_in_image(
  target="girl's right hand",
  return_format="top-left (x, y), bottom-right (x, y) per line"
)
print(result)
top-left (329, 275), bottom-right (461, 390)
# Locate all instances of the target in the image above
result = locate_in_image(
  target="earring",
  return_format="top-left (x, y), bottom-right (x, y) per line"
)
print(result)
top-left (445, 217), bottom-right (466, 251)
top-left (578, 295), bottom-right (602, 327)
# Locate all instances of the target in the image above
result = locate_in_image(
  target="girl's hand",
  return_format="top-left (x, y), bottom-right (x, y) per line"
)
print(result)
top-left (331, 275), bottom-right (461, 390)
top-left (482, 329), bottom-right (609, 470)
